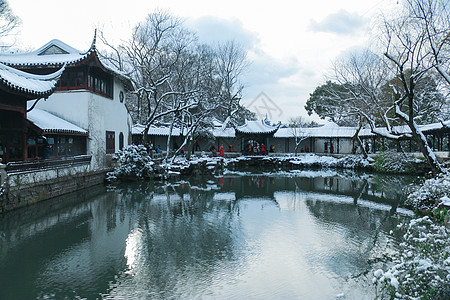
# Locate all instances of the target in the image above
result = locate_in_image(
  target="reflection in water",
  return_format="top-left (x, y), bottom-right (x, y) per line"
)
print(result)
top-left (0, 171), bottom-right (416, 299)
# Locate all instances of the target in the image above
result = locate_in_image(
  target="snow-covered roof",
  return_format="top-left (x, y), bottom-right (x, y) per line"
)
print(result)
top-left (133, 119), bottom-right (450, 140)
top-left (132, 124), bottom-right (181, 136)
top-left (274, 122), bottom-right (357, 138)
top-left (0, 39), bottom-right (92, 67)
top-left (0, 35), bottom-right (132, 87)
top-left (27, 109), bottom-right (88, 135)
top-left (418, 121), bottom-right (450, 133)
top-left (310, 122), bottom-right (357, 138)
top-left (358, 121), bottom-right (450, 138)
top-left (274, 127), bottom-right (309, 138)
top-left (213, 127), bottom-right (235, 138)
top-left (235, 120), bottom-right (279, 134)
top-left (0, 62), bottom-right (64, 98)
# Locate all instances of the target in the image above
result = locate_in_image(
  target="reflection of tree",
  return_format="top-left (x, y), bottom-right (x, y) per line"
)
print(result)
top-left (0, 187), bottom-right (118, 300)
top-left (304, 199), bottom-right (410, 279)
top-left (110, 185), bottom-right (239, 298)
top-left (290, 172), bottom-right (415, 208)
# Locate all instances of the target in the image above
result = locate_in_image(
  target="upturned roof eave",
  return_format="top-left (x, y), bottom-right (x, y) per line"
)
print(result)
top-left (0, 33), bottom-right (133, 89)
top-left (0, 63), bottom-right (65, 99)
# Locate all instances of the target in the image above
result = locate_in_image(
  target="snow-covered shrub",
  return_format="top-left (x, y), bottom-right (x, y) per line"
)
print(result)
top-left (374, 216), bottom-right (450, 299)
top-left (373, 151), bottom-right (424, 174)
top-left (106, 145), bottom-right (154, 181)
top-left (335, 155), bottom-right (373, 169)
top-left (406, 173), bottom-right (450, 211)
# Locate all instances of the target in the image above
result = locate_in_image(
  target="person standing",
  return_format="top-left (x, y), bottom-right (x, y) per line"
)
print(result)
top-left (260, 144), bottom-right (266, 155)
top-left (219, 144), bottom-right (225, 157)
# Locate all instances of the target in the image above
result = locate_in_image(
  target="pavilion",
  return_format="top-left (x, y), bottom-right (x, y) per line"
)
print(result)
top-left (0, 62), bottom-right (63, 163)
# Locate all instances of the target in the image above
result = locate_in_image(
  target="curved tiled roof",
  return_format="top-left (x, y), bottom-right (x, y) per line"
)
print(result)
top-left (0, 39), bottom-right (92, 67)
top-left (132, 124), bottom-right (182, 136)
top-left (0, 35), bottom-right (132, 88)
top-left (27, 109), bottom-right (88, 135)
top-left (235, 120), bottom-right (279, 134)
top-left (0, 62), bottom-right (64, 98)
top-left (133, 120), bottom-right (450, 140)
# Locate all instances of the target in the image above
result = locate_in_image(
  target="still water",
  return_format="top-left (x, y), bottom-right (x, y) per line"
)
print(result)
top-left (0, 170), bottom-right (418, 299)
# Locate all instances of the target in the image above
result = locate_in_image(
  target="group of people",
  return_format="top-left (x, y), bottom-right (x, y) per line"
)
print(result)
top-left (144, 142), bottom-right (161, 156)
top-left (210, 144), bottom-right (234, 157)
top-left (143, 141), bottom-right (277, 157)
top-left (244, 143), bottom-right (268, 155)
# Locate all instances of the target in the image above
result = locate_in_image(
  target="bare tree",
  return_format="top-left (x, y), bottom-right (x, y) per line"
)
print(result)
top-left (288, 116), bottom-right (315, 155)
top-left (215, 40), bottom-right (249, 127)
top-left (98, 12), bottom-right (251, 162)
top-left (405, 0), bottom-right (450, 85)
top-left (121, 11), bottom-right (200, 143)
top-left (380, 3), bottom-right (445, 173)
top-left (0, 0), bottom-right (20, 48)
top-left (288, 116), bottom-right (320, 128)
top-left (307, 45), bottom-right (446, 167)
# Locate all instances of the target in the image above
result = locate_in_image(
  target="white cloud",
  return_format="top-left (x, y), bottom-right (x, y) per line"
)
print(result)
top-left (186, 16), bottom-right (259, 51)
top-left (188, 16), bottom-right (313, 122)
top-left (309, 10), bottom-right (368, 35)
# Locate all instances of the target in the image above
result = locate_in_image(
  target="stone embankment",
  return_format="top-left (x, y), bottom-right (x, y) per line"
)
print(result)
top-left (125, 153), bottom-right (431, 181)
top-left (147, 155), bottom-right (377, 180)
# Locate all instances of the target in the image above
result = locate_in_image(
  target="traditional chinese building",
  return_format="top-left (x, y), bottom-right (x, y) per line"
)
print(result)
top-left (235, 120), bottom-right (279, 154)
top-left (0, 62), bottom-right (63, 163)
top-left (0, 34), bottom-right (133, 170)
top-left (133, 119), bottom-right (450, 156)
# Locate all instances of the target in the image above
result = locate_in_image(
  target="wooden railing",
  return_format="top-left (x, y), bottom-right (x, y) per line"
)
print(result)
top-left (5, 155), bottom-right (92, 173)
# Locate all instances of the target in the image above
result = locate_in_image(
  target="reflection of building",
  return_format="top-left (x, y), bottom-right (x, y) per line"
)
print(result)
top-left (215, 173), bottom-right (410, 207)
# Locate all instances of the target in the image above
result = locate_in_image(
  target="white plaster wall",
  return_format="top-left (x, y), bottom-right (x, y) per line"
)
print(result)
top-left (313, 138), bottom-right (354, 154)
top-left (270, 138), bottom-right (287, 153)
top-left (35, 90), bottom-right (90, 129)
top-left (34, 79), bottom-right (132, 170)
top-left (88, 79), bottom-right (131, 169)
top-left (88, 92), bottom-right (105, 169)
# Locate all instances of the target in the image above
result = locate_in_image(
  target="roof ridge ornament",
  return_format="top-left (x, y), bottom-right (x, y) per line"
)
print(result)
top-left (92, 29), bottom-right (97, 51)
top-left (85, 29), bottom-right (97, 54)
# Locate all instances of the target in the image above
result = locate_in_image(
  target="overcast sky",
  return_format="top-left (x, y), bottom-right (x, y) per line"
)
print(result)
top-left (9, 0), bottom-right (397, 123)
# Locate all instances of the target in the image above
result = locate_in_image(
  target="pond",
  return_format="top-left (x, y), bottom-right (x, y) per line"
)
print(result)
top-left (0, 170), bottom-right (420, 299)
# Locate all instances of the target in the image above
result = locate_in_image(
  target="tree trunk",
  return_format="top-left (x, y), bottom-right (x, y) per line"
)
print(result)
top-left (164, 114), bottom-right (175, 163)
top-left (353, 124), bottom-right (368, 159)
top-left (407, 121), bottom-right (443, 174)
top-left (185, 136), bottom-right (193, 160)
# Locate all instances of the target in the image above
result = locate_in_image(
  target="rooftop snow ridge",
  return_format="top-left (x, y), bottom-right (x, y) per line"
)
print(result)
top-left (0, 62), bottom-right (64, 97)
top-left (0, 39), bottom-right (91, 67)
top-left (27, 108), bottom-right (88, 135)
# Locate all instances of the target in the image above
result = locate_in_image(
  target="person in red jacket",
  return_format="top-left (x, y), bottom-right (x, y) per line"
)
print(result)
top-left (260, 144), bottom-right (266, 155)
top-left (219, 145), bottom-right (225, 157)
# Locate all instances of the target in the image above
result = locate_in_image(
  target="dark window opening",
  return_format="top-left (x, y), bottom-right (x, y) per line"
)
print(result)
top-left (26, 135), bottom-right (87, 159)
top-left (119, 132), bottom-right (124, 150)
top-left (56, 67), bottom-right (113, 99)
top-left (88, 71), bottom-right (113, 98)
top-left (106, 131), bottom-right (115, 154)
